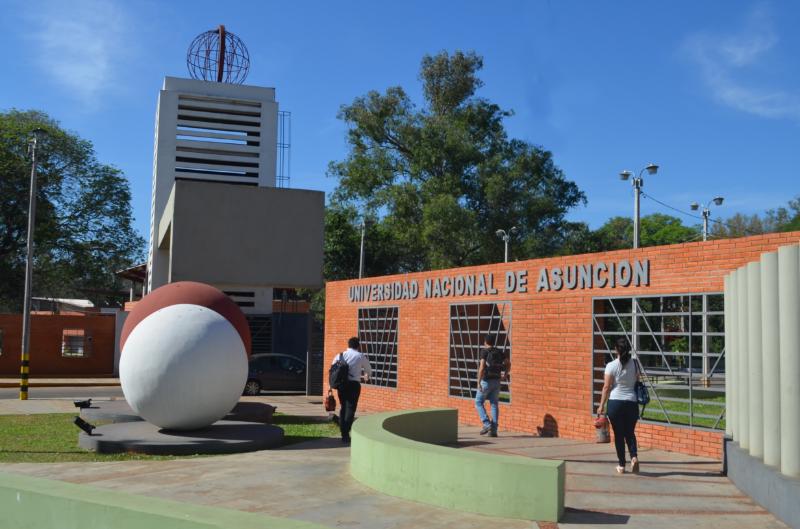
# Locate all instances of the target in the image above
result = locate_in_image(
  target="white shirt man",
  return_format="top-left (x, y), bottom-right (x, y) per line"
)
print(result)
top-left (331, 337), bottom-right (372, 443)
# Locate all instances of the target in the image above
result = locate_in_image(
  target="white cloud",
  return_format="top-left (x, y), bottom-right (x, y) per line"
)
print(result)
top-left (28, 0), bottom-right (131, 105)
top-left (683, 5), bottom-right (800, 121)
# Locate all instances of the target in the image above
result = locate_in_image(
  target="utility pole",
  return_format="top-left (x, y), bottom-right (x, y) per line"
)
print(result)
top-left (20, 128), bottom-right (46, 400)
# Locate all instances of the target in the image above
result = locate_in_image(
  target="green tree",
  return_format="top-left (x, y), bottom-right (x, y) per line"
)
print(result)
top-left (326, 50), bottom-right (586, 273)
top-left (589, 214), bottom-right (699, 251)
top-left (710, 196), bottom-right (800, 238)
top-left (0, 110), bottom-right (144, 311)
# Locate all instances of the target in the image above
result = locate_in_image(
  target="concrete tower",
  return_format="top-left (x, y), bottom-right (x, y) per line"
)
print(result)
top-left (146, 29), bottom-right (323, 315)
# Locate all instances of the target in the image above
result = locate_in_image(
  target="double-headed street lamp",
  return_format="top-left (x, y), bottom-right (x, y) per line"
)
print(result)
top-left (495, 226), bottom-right (518, 263)
top-left (20, 128), bottom-right (47, 400)
top-left (619, 163), bottom-right (659, 249)
top-left (358, 217), bottom-right (366, 279)
top-left (690, 196), bottom-right (724, 242)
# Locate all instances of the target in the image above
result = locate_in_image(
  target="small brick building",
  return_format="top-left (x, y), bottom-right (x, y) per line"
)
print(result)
top-left (325, 231), bottom-right (800, 459)
top-left (0, 313), bottom-right (116, 376)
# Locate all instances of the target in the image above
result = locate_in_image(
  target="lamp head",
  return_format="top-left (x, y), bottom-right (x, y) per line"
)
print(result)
top-left (645, 163), bottom-right (659, 175)
top-left (73, 416), bottom-right (96, 436)
top-left (509, 226), bottom-right (519, 235)
top-left (495, 229), bottom-right (504, 238)
top-left (713, 196), bottom-right (724, 206)
top-left (619, 170), bottom-right (632, 181)
top-left (690, 202), bottom-right (699, 211)
top-left (73, 398), bottom-right (92, 409)
top-left (30, 128), bottom-right (47, 144)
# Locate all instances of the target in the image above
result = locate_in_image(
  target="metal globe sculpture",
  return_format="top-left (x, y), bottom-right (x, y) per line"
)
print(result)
top-left (186, 25), bottom-right (250, 84)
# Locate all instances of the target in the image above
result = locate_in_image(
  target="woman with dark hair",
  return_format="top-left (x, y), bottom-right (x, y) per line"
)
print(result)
top-left (596, 337), bottom-right (640, 474)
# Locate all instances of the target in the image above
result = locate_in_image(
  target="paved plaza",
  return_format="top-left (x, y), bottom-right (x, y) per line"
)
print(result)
top-left (0, 395), bottom-right (788, 529)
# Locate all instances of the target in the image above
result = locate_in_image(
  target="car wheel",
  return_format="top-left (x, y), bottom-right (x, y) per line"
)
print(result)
top-left (243, 380), bottom-right (261, 396)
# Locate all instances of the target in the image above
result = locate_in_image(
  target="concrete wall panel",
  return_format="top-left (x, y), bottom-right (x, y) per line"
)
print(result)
top-left (167, 180), bottom-right (324, 290)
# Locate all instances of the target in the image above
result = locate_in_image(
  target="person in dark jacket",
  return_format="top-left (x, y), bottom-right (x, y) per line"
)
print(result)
top-left (474, 335), bottom-right (510, 437)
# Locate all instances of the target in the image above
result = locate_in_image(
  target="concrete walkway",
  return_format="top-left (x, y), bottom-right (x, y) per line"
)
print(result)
top-left (0, 396), bottom-right (788, 529)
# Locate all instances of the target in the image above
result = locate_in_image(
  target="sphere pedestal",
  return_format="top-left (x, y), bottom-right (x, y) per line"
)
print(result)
top-left (79, 420), bottom-right (283, 455)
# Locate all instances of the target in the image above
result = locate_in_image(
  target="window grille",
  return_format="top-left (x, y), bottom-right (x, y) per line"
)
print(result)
top-left (592, 293), bottom-right (725, 430)
top-left (449, 302), bottom-right (511, 402)
top-left (357, 307), bottom-right (398, 388)
top-left (62, 329), bottom-right (90, 358)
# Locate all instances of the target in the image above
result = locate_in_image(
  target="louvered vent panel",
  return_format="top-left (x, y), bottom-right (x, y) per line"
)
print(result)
top-left (224, 290), bottom-right (256, 308)
top-left (175, 95), bottom-right (262, 184)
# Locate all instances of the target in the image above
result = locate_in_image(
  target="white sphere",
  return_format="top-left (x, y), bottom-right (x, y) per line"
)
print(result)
top-left (120, 304), bottom-right (247, 430)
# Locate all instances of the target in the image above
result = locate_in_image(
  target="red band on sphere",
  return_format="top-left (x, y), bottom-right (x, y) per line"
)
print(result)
top-left (121, 281), bottom-right (252, 355)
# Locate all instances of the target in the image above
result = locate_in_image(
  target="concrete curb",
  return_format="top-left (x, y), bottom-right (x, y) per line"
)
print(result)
top-left (0, 380), bottom-right (120, 388)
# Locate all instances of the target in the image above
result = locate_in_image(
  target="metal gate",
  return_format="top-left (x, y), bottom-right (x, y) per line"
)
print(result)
top-left (592, 293), bottom-right (726, 430)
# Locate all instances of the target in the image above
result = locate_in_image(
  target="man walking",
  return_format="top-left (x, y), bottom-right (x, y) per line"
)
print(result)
top-left (475, 335), bottom-right (510, 437)
top-left (332, 337), bottom-right (372, 443)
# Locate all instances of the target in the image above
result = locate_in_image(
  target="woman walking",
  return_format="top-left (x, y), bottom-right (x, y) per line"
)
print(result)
top-left (597, 337), bottom-right (640, 474)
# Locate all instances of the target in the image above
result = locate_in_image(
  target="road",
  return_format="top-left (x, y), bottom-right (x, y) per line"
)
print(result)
top-left (0, 386), bottom-right (123, 400)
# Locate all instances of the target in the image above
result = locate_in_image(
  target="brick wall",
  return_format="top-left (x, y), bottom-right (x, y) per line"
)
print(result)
top-left (325, 231), bottom-right (800, 459)
top-left (0, 313), bottom-right (116, 376)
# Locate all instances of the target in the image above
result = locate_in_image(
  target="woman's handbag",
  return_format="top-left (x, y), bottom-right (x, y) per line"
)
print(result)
top-left (634, 361), bottom-right (650, 411)
top-left (324, 389), bottom-right (337, 412)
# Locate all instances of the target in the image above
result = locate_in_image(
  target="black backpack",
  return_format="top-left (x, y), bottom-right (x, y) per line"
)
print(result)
top-left (329, 354), bottom-right (350, 389)
top-left (485, 348), bottom-right (505, 378)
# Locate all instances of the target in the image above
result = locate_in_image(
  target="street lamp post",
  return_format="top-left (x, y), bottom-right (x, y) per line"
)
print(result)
top-left (690, 197), bottom-right (724, 242)
top-left (358, 217), bottom-right (366, 279)
top-left (619, 163), bottom-right (659, 249)
top-left (495, 226), bottom-right (518, 263)
top-left (20, 128), bottom-right (46, 400)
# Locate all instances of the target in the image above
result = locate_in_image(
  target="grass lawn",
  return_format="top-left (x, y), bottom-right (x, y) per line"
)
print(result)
top-left (643, 388), bottom-right (726, 430)
top-left (0, 413), bottom-right (339, 463)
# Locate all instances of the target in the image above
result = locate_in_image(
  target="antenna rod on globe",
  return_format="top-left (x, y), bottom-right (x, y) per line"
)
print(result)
top-left (216, 24), bottom-right (226, 83)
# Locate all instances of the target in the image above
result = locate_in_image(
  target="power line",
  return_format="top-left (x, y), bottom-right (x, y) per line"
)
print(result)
top-left (640, 191), bottom-right (763, 236)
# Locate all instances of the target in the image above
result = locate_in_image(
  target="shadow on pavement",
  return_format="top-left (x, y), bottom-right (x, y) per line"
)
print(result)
top-left (562, 507), bottom-right (630, 525)
top-left (276, 437), bottom-right (347, 450)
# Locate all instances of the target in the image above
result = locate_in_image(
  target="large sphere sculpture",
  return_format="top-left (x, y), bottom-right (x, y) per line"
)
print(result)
top-left (120, 282), bottom-right (251, 430)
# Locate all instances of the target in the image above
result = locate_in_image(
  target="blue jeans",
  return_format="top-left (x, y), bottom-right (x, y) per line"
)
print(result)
top-left (607, 399), bottom-right (639, 466)
top-left (475, 378), bottom-right (501, 430)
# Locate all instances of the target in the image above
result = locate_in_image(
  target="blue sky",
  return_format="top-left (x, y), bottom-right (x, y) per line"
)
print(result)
top-left (2, 0), bottom-right (798, 240)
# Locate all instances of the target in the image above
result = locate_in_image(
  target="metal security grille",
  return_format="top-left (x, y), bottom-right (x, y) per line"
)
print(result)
top-left (449, 302), bottom-right (511, 402)
top-left (358, 307), bottom-right (399, 388)
top-left (62, 329), bottom-right (90, 358)
top-left (592, 293), bottom-right (725, 430)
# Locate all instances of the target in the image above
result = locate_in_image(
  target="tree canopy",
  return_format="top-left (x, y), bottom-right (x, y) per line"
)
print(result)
top-left (0, 110), bottom-right (144, 311)
top-left (325, 50), bottom-right (586, 278)
top-left (595, 213), bottom-right (700, 250)
top-left (710, 196), bottom-right (800, 238)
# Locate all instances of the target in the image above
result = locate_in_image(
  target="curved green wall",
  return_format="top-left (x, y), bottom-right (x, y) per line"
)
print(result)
top-left (349, 408), bottom-right (565, 522)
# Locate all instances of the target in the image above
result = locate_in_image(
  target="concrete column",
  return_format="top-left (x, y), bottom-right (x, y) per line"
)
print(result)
top-left (760, 251), bottom-right (780, 468)
top-left (736, 267), bottom-right (750, 450)
top-left (747, 262), bottom-right (763, 458)
top-left (729, 270), bottom-right (739, 443)
top-left (778, 244), bottom-right (800, 477)
top-left (724, 274), bottom-right (735, 438)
